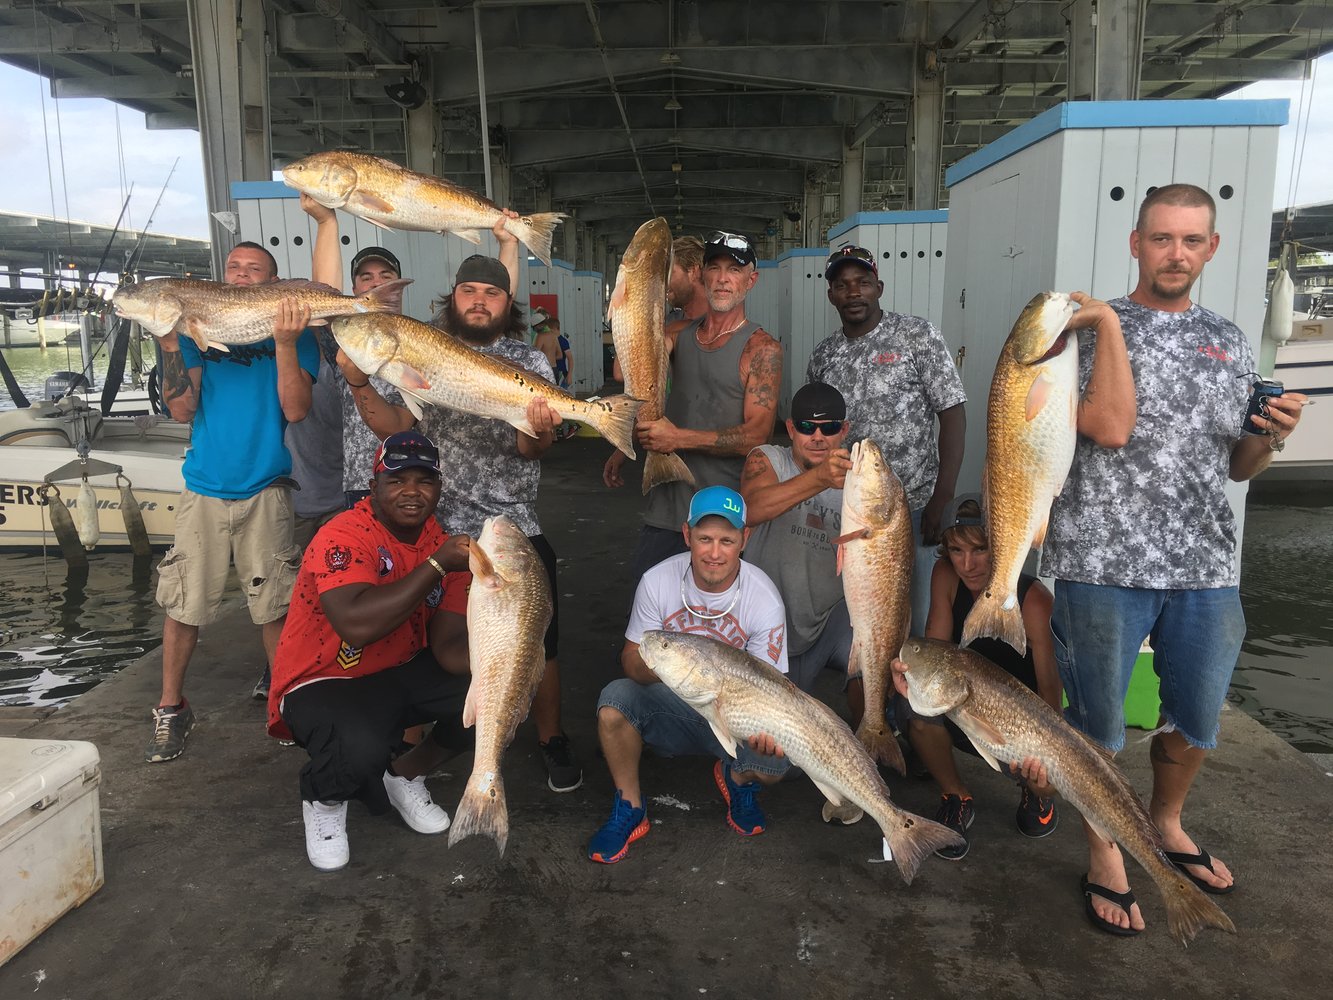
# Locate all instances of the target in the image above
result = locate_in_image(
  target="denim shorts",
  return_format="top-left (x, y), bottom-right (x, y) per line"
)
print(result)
top-left (1051, 580), bottom-right (1246, 752)
top-left (597, 677), bottom-right (791, 778)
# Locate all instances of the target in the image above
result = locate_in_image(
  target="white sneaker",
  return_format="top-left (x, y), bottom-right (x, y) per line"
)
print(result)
top-left (383, 770), bottom-right (451, 834)
top-left (302, 800), bottom-right (350, 871)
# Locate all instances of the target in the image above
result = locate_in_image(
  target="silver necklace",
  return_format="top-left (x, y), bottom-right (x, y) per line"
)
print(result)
top-left (681, 565), bottom-right (743, 621)
top-left (696, 317), bottom-right (745, 348)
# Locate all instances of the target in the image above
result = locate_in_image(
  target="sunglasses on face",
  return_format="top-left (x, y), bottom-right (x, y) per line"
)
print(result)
top-left (793, 420), bottom-right (844, 437)
top-left (707, 231), bottom-right (753, 252)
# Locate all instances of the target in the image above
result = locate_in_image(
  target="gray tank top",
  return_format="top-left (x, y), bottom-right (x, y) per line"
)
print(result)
top-left (743, 445), bottom-right (844, 655)
top-left (643, 316), bottom-right (758, 530)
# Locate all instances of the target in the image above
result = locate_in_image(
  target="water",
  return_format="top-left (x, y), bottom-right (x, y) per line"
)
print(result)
top-left (0, 489), bottom-right (1328, 750)
top-left (0, 330), bottom-right (148, 411)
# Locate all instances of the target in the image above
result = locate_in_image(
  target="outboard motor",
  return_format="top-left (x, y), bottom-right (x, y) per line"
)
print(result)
top-left (45, 370), bottom-right (91, 401)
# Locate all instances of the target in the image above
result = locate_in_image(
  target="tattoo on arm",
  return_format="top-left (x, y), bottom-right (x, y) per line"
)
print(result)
top-left (741, 450), bottom-right (769, 484)
top-left (715, 427), bottom-right (746, 452)
top-left (1149, 734), bottom-right (1181, 766)
top-left (745, 341), bottom-right (782, 415)
top-left (161, 352), bottom-right (192, 404)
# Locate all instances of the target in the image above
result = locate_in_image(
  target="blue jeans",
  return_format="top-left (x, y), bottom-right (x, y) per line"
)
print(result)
top-left (597, 677), bottom-right (791, 778)
top-left (1051, 580), bottom-right (1246, 752)
top-left (787, 599), bottom-right (853, 693)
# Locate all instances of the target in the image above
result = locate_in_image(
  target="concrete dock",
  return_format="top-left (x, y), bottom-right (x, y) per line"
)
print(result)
top-left (2, 436), bottom-right (1330, 999)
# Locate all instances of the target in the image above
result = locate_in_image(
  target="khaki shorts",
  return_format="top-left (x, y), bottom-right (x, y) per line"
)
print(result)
top-left (155, 485), bottom-right (302, 627)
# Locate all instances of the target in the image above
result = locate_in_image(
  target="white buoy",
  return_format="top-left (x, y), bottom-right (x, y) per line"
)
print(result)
top-left (76, 478), bottom-right (100, 550)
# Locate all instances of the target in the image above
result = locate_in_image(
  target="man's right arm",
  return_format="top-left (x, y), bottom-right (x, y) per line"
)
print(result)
top-left (1069, 292), bottom-right (1135, 448)
top-left (344, 373), bottom-right (416, 437)
top-left (159, 335), bottom-right (201, 423)
top-left (302, 194), bottom-right (342, 289)
top-left (739, 445), bottom-right (848, 525)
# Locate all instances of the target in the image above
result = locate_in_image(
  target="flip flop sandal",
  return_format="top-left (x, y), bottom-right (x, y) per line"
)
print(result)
top-left (1165, 847), bottom-right (1237, 895)
top-left (1081, 874), bottom-right (1142, 937)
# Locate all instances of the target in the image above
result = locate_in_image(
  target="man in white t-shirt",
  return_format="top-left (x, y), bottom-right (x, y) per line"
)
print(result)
top-left (588, 486), bottom-right (789, 864)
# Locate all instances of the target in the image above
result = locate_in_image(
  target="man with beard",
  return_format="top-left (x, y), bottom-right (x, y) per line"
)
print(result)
top-left (605, 232), bottom-right (783, 583)
top-left (344, 251), bottom-right (582, 794)
top-left (1038, 184), bottom-right (1305, 936)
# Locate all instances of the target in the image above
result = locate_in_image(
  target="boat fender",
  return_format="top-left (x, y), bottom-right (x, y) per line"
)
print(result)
top-left (36, 483), bottom-right (88, 568)
top-left (117, 473), bottom-right (153, 559)
top-left (76, 477), bottom-right (100, 550)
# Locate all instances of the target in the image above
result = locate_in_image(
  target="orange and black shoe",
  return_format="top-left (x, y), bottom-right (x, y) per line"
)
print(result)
top-left (934, 793), bottom-right (975, 860)
top-left (714, 759), bottom-right (766, 836)
top-left (1016, 785), bottom-right (1059, 839)
top-left (588, 790), bottom-right (649, 864)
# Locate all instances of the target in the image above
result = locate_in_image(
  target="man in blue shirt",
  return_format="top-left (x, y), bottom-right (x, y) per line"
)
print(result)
top-left (146, 240), bottom-right (321, 763)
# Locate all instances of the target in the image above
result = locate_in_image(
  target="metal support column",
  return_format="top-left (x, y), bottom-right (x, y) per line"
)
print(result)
top-left (1069, 0), bottom-right (1145, 102)
top-left (840, 145), bottom-right (864, 220)
top-left (187, 0), bottom-right (273, 277)
top-left (803, 178), bottom-right (823, 247)
top-left (406, 102), bottom-right (439, 175)
top-left (565, 211), bottom-right (579, 268)
top-left (911, 48), bottom-right (944, 210)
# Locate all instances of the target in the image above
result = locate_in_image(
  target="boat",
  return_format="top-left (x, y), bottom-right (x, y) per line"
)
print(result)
top-left (1261, 307), bottom-right (1333, 484)
top-left (0, 393), bottom-right (187, 549)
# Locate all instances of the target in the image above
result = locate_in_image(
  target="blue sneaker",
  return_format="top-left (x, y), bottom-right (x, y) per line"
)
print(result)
top-left (587, 791), bottom-right (649, 864)
top-left (714, 759), bottom-right (765, 836)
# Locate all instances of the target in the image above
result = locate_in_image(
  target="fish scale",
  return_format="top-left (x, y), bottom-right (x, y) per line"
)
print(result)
top-left (639, 630), bottom-right (964, 885)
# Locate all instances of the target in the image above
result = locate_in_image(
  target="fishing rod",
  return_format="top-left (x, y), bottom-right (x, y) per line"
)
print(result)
top-left (122, 158), bottom-right (179, 281)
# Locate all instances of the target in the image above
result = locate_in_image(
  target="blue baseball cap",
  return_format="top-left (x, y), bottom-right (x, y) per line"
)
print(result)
top-left (373, 429), bottom-right (440, 476)
top-left (687, 486), bottom-right (747, 530)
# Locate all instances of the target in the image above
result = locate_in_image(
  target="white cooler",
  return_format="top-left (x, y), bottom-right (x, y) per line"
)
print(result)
top-left (0, 738), bottom-right (104, 966)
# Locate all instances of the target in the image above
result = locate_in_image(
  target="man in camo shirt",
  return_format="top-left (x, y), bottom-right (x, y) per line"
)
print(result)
top-left (806, 246), bottom-right (966, 637)
top-left (1042, 184), bottom-right (1306, 937)
top-left (342, 245), bottom-right (584, 795)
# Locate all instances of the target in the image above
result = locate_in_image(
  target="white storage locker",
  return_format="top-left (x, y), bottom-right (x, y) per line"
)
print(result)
top-left (0, 738), bottom-right (103, 966)
top-left (776, 248), bottom-right (835, 414)
top-left (746, 259), bottom-right (779, 341)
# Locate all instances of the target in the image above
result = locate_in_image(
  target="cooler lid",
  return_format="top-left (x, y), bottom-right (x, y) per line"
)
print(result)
top-left (0, 738), bottom-right (101, 828)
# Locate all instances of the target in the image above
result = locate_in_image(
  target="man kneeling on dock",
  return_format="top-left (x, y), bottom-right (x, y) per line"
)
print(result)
top-left (266, 430), bottom-right (472, 872)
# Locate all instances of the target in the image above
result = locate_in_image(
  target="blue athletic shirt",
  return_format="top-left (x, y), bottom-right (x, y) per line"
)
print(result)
top-left (179, 331), bottom-right (321, 499)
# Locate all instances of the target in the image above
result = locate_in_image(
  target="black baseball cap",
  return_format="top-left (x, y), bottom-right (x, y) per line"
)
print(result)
top-left (373, 430), bottom-right (441, 476)
top-left (940, 493), bottom-right (984, 531)
top-left (790, 382), bottom-right (847, 422)
top-left (825, 245), bottom-right (878, 280)
top-left (703, 231), bottom-right (757, 268)
top-left (454, 255), bottom-right (510, 291)
top-left (350, 246), bottom-right (401, 279)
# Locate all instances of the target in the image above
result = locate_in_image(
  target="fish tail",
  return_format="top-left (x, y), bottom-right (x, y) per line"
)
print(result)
top-left (884, 813), bottom-right (968, 886)
top-left (1157, 866), bottom-right (1236, 945)
top-left (447, 770), bottom-right (510, 857)
top-left (855, 719), bottom-right (907, 776)
top-left (959, 589), bottom-right (1028, 655)
top-left (641, 451), bottom-right (694, 495)
top-left (361, 277), bottom-right (413, 315)
top-left (589, 393), bottom-right (645, 461)
top-left (507, 213), bottom-right (567, 267)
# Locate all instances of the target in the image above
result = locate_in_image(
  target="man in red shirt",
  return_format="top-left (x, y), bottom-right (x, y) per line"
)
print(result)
top-left (267, 430), bottom-right (472, 871)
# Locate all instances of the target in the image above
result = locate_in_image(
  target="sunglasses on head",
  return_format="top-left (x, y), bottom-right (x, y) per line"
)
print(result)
top-left (825, 245), bottom-right (877, 275)
top-left (707, 231), bottom-right (753, 252)
top-left (793, 419), bottom-right (844, 437)
top-left (378, 443), bottom-right (439, 470)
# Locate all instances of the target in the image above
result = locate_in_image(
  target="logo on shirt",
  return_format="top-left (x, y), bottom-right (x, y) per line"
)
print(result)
top-left (426, 581), bottom-right (443, 608)
top-left (376, 546), bottom-right (394, 577)
top-left (336, 642), bottom-right (363, 670)
top-left (664, 607), bottom-right (749, 648)
top-left (873, 351), bottom-right (903, 365)
top-left (805, 513), bottom-right (824, 530)
top-left (767, 624), bottom-right (786, 663)
top-left (1196, 344), bottom-right (1232, 362)
top-left (325, 544), bottom-right (352, 573)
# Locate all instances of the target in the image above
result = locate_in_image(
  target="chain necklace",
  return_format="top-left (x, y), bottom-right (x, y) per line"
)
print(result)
top-left (696, 317), bottom-right (746, 348)
top-left (680, 565), bottom-right (743, 621)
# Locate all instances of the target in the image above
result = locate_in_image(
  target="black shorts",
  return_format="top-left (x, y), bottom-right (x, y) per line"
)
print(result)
top-left (528, 533), bottom-right (559, 660)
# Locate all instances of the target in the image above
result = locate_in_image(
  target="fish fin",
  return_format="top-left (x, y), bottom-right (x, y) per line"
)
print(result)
top-left (349, 190), bottom-right (395, 216)
top-left (468, 537), bottom-right (497, 582)
top-left (447, 767), bottom-right (510, 857)
top-left (606, 267), bottom-right (628, 318)
top-left (885, 812), bottom-right (970, 886)
top-left (954, 705), bottom-right (1008, 749)
top-left (1160, 867), bottom-right (1236, 944)
top-left (846, 639), bottom-right (860, 679)
top-left (273, 278), bottom-right (339, 295)
top-left (1025, 370), bottom-right (1054, 421)
top-left (705, 717), bottom-right (739, 758)
top-left (461, 678), bottom-right (478, 729)
top-left (959, 589), bottom-right (1028, 655)
top-left (809, 778), bottom-right (844, 807)
top-left (364, 217), bottom-right (392, 232)
top-left (181, 316), bottom-right (212, 352)
top-left (380, 360), bottom-right (432, 392)
top-left (831, 528), bottom-right (873, 547)
top-left (641, 451), bottom-right (694, 495)
top-left (401, 392), bottom-right (425, 421)
top-left (306, 318), bottom-right (330, 326)
top-left (506, 212), bottom-right (567, 268)
top-left (1032, 513), bottom-right (1049, 548)
top-left (453, 229), bottom-right (484, 245)
top-left (836, 542), bottom-right (844, 577)
top-left (360, 277), bottom-right (413, 315)
top-left (206, 342), bottom-right (231, 354)
top-left (855, 719), bottom-right (907, 776)
top-left (588, 392), bottom-right (644, 462)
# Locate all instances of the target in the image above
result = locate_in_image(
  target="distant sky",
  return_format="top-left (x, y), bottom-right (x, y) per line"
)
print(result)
top-left (0, 52), bottom-right (1330, 243)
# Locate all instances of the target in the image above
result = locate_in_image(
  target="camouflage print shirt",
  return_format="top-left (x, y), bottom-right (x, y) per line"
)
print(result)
top-left (340, 373), bottom-right (404, 492)
top-left (806, 311), bottom-right (966, 510)
top-left (1041, 297), bottom-right (1254, 589)
top-left (414, 334), bottom-right (555, 538)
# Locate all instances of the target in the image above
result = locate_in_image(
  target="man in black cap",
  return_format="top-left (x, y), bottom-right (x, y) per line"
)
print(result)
top-left (807, 245), bottom-right (966, 637)
top-left (608, 230), bottom-right (784, 585)
top-left (741, 381), bottom-right (856, 699)
top-left (344, 242), bottom-right (584, 795)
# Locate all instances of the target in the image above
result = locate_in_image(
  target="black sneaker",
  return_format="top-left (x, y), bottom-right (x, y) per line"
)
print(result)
top-left (934, 793), bottom-right (975, 861)
top-left (145, 699), bottom-right (196, 763)
top-left (540, 734), bottom-right (583, 792)
top-left (252, 668), bottom-right (271, 701)
top-left (1015, 785), bottom-right (1059, 838)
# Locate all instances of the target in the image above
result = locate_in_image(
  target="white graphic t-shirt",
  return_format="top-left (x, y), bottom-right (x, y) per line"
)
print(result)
top-left (626, 552), bottom-right (789, 673)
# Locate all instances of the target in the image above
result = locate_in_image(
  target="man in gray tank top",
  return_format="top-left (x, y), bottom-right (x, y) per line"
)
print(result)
top-left (741, 382), bottom-right (854, 697)
top-left (614, 231), bottom-right (784, 583)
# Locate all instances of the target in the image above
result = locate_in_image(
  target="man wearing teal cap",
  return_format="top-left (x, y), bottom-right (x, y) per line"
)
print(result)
top-left (587, 486), bottom-right (790, 864)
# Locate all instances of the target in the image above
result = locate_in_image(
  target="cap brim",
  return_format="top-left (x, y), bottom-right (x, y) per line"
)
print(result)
top-left (825, 258), bottom-right (877, 280)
